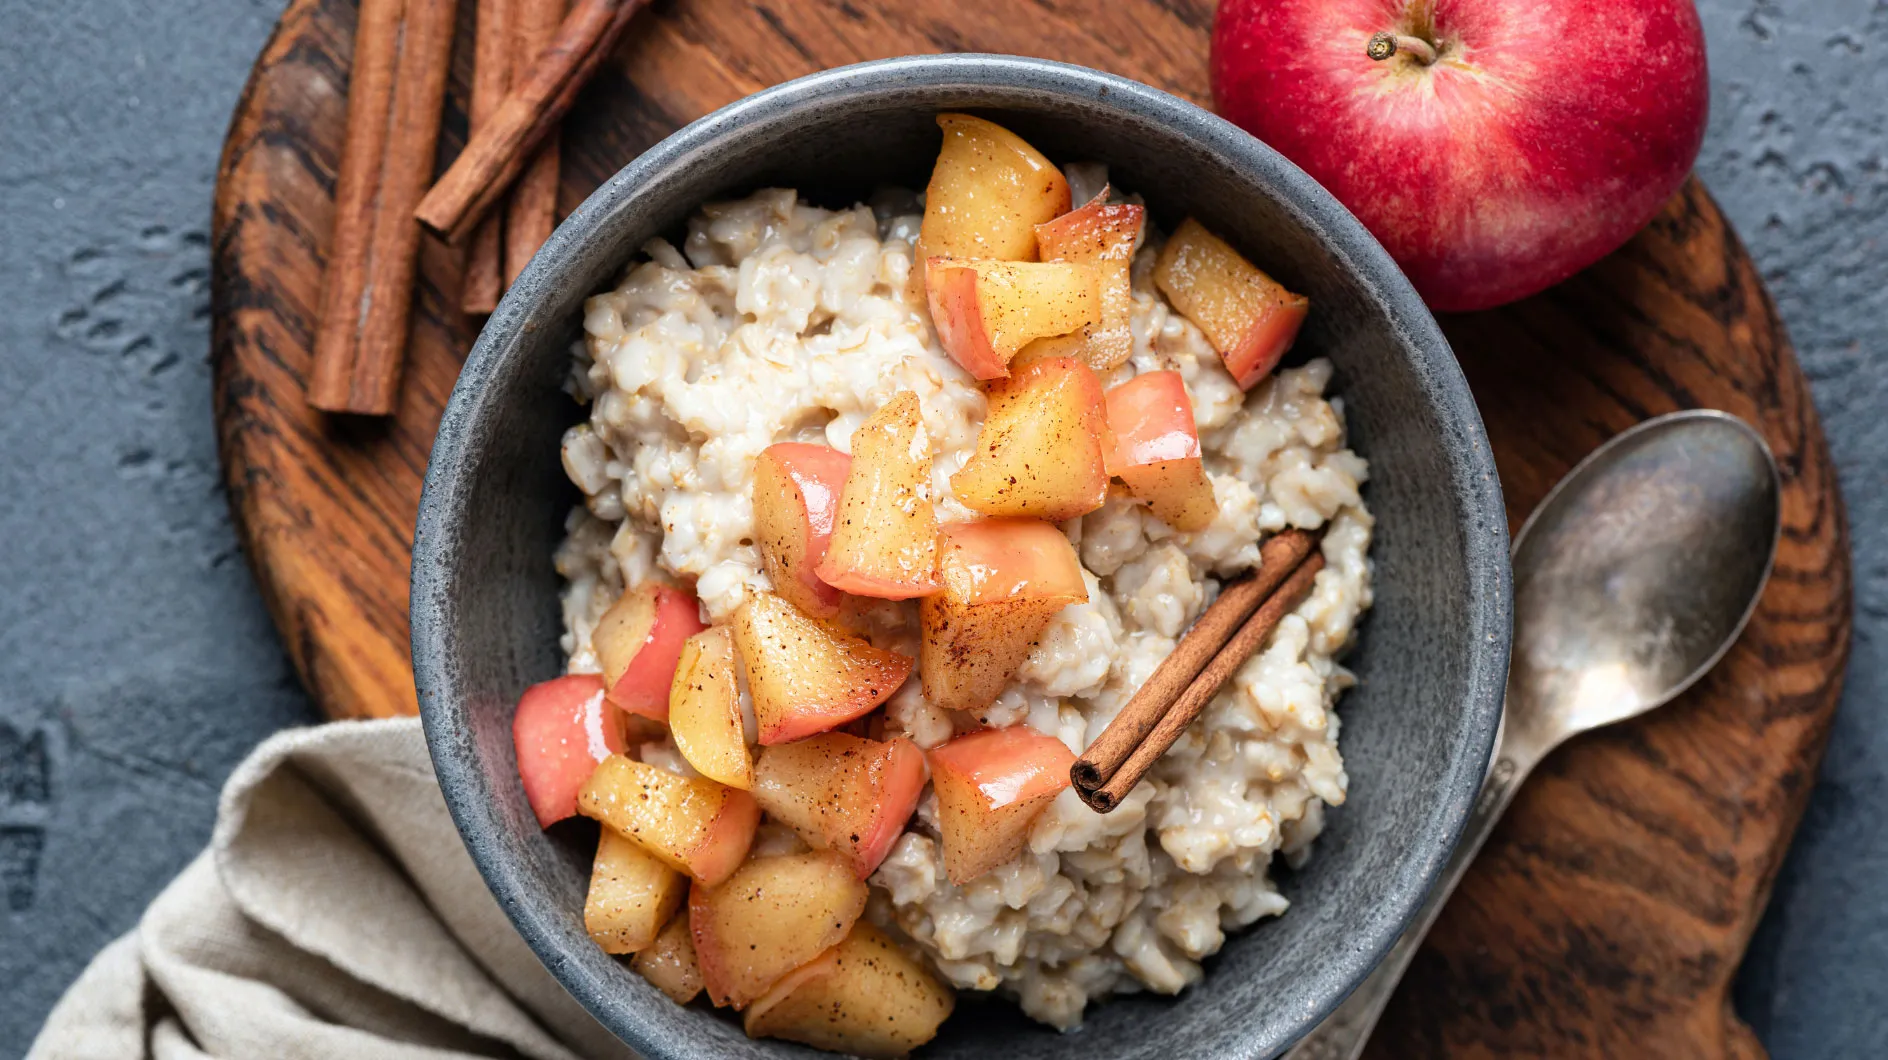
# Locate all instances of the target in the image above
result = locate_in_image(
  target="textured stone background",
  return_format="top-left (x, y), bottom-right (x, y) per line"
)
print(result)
top-left (1, 0), bottom-right (1883, 1054)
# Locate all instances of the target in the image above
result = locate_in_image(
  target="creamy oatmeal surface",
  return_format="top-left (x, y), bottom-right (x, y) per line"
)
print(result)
top-left (556, 186), bottom-right (1373, 1030)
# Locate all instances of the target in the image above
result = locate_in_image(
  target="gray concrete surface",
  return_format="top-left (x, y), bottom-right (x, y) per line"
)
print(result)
top-left (0, 0), bottom-right (1883, 1054)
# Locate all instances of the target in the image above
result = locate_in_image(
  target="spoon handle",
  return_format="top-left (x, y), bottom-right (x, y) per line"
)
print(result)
top-left (1282, 749), bottom-right (1535, 1060)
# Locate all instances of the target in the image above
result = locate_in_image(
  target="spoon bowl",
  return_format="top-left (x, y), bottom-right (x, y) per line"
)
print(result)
top-left (1505, 410), bottom-right (1782, 759)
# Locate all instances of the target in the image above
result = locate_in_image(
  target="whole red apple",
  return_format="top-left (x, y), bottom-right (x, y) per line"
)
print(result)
top-left (1212, 0), bottom-right (1708, 312)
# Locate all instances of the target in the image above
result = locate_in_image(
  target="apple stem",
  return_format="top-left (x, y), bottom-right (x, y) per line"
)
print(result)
top-left (1367, 31), bottom-right (1439, 65)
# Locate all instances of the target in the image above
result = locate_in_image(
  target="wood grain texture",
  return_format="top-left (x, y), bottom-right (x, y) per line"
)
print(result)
top-left (1364, 179), bottom-right (1852, 1060)
top-left (209, 0), bottom-right (1850, 1054)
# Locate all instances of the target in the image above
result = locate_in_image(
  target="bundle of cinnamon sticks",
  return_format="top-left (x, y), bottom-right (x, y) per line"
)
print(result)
top-left (1072, 528), bottom-right (1326, 812)
top-left (308, 0), bottom-right (648, 416)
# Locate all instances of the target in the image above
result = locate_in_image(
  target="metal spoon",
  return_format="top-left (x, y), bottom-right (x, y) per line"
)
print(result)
top-left (1286, 409), bottom-right (1782, 1060)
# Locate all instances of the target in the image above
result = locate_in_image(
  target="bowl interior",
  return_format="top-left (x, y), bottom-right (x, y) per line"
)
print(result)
top-left (414, 55), bottom-right (1509, 1060)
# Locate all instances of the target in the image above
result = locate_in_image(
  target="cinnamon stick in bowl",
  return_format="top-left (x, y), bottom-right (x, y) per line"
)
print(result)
top-left (1074, 532), bottom-right (1326, 813)
top-left (1072, 529), bottom-right (1318, 793)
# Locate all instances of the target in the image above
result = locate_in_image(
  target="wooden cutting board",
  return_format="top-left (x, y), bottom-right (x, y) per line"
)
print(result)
top-left (209, 0), bottom-right (1851, 1055)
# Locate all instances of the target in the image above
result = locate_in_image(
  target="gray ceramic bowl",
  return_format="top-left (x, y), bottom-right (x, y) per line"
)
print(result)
top-left (413, 54), bottom-right (1510, 1060)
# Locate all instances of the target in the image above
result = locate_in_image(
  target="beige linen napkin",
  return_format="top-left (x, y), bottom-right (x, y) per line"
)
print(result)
top-left (28, 717), bottom-right (639, 1060)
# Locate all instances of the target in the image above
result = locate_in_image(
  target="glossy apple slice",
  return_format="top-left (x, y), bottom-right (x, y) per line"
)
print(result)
top-left (751, 732), bottom-right (925, 878)
top-left (578, 755), bottom-right (759, 887)
top-left (511, 673), bottom-right (625, 828)
top-left (633, 911), bottom-right (703, 1004)
top-left (1030, 192), bottom-right (1144, 371)
top-left (593, 583), bottom-right (708, 720)
top-left (667, 627), bottom-right (752, 790)
top-left (928, 726), bottom-right (1077, 883)
top-left (585, 828), bottom-right (687, 954)
top-left (1153, 217), bottom-right (1308, 389)
top-left (926, 258), bottom-right (1101, 380)
top-left (815, 392), bottom-right (941, 599)
top-left (920, 519), bottom-right (1089, 713)
top-left (690, 851), bottom-right (869, 1010)
top-left (744, 922), bottom-right (954, 1057)
top-left (1104, 370), bottom-right (1217, 532)
top-left (753, 443), bottom-right (852, 618)
top-left (912, 113), bottom-right (1071, 294)
top-left (950, 356), bottom-right (1110, 520)
top-left (730, 591), bottom-right (913, 745)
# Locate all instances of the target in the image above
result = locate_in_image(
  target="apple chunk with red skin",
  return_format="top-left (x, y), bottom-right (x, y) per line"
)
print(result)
top-left (744, 922), bottom-right (955, 1057)
top-left (730, 591), bottom-right (913, 745)
top-left (1027, 193), bottom-right (1144, 372)
top-left (751, 732), bottom-right (925, 878)
top-left (1211, 0), bottom-right (1707, 312)
top-left (592, 583), bottom-right (708, 721)
top-left (690, 850), bottom-right (868, 1009)
top-left (752, 443), bottom-right (851, 619)
top-left (815, 392), bottom-right (941, 599)
top-left (577, 755), bottom-right (759, 887)
top-left (1104, 370), bottom-right (1217, 532)
top-left (1153, 218), bottom-right (1307, 391)
top-left (926, 259), bottom-right (1101, 381)
top-left (928, 725), bottom-right (1078, 883)
top-left (951, 356), bottom-right (1111, 522)
top-left (511, 673), bottom-right (625, 828)
top-left (911, 112), bottom-right (1071, 301)
top-left (920, 519), bottom-right (1089, 714)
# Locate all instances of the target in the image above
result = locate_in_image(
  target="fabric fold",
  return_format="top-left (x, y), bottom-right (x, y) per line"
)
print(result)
top-left (28, 718), bottom-right (639, 1060)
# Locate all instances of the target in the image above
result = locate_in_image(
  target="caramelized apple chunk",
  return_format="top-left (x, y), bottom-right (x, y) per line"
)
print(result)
top-left (920, 519), bottom-right (1089, 714)
top-left (585, 829), bottom-right (686, 954)
top-left (578, 755), bottom-right (759, 887)
top-left (690, 851), bottom-right (868, 1010)
top-left (666, 627), bottom-right (752, 790)
top-left (511, 674), bottom-right (625, 829)
top-left (730, 591), bottom-right (913, 745)
top-left (1153, 218), bottom-right (1308, 389)
top-left (751, 733), bottom-right (925, 878)
top-left (1029, 192), bottom-right (1144, 371)
top-left (1104, 370), bottom-right (1216, 532)
top-left (593, 583), bottom-right (708, 720)
top-left (928, 726), bottom-right (1076, 883)
top-left (744, 922), bottom-right (954, 1057)
top-left (950, 356), bottom-right (1110, 520)
top-left (753, 443), bottom-right (852, 618)
top-left (816, 392), bottom-right (941, 599)
top-left (633, 911), bottom-right (704, 1004)
top-left (914, 113), bottom-right (1071, 281)
top-left (926, 259), bottom-right (1100, 380)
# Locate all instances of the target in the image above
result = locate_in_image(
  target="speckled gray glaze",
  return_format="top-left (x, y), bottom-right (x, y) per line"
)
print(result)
top-left (411, 55), bottom-right (1511, 1060)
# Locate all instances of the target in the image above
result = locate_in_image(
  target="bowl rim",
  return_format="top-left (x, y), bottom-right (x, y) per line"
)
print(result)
top-left (413, 52), bottom-right (1511, 1059)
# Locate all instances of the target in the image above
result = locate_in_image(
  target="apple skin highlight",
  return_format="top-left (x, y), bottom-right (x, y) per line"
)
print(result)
top-left (1211, 0), bottom-right (1708, 312)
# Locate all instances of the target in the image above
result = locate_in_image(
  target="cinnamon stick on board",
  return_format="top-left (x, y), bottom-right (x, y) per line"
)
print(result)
top-left (461, 0), bottom-right (516, 315)
top-left (1071, 528), bottom-right (1319, 792)
top-left (416, 0), bottom-right (647, 245)
top-left (1075, 545), bottom-right (1327, 814)
top-left (505, 0), bottom-right (567, 284)
top-left (308, 0), bottom-right (458, 415)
